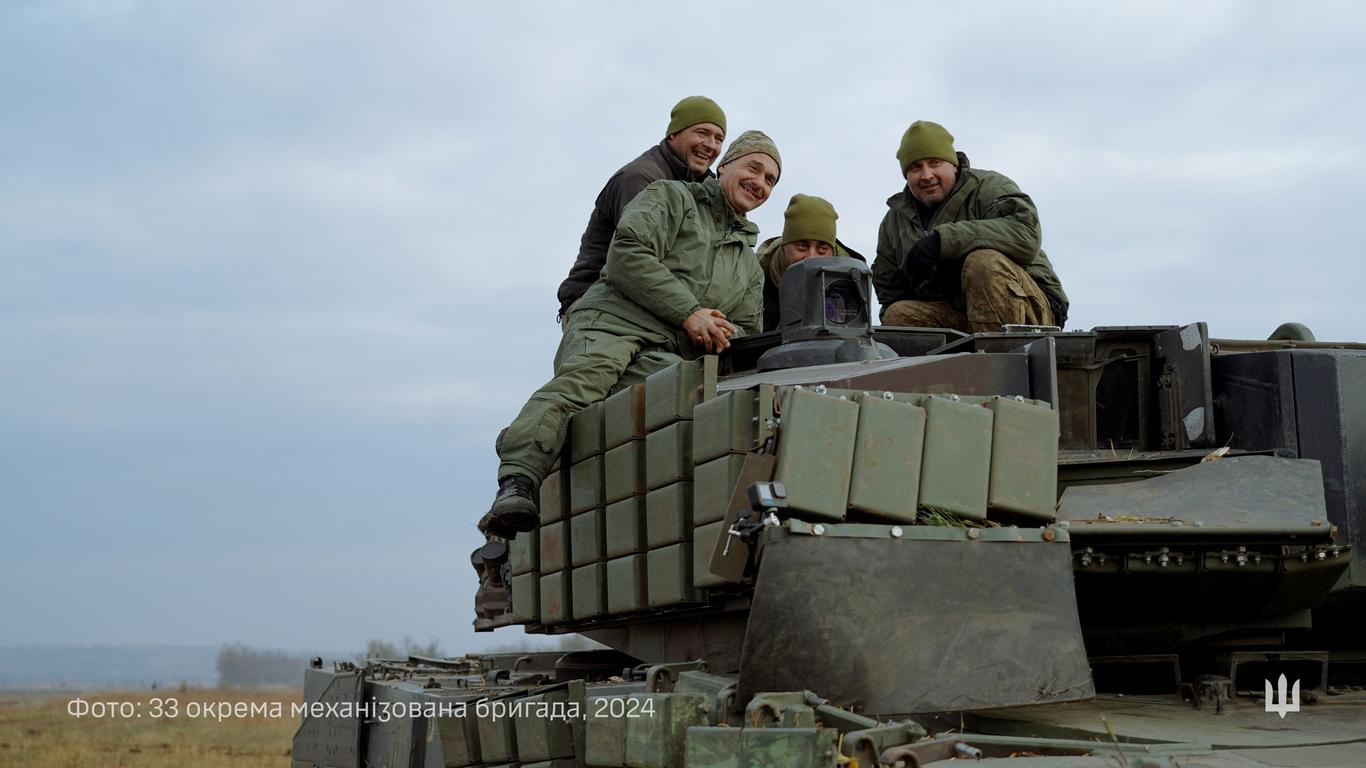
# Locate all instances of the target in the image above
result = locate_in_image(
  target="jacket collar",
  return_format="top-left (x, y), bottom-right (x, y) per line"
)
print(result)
top-left (698, 177), bottom-right (759, 238)
top-left (658, 138), bottom-right (714, 183)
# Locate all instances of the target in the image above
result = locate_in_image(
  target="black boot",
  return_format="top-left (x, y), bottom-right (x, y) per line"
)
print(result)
top-left (478, 475), bottom-right (539, 538)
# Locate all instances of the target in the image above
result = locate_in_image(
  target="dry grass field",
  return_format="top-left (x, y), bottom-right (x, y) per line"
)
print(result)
top-left (0, 687), bottom-right (302, 767)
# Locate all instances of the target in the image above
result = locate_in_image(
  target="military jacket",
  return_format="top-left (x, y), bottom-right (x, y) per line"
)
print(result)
top-left (557, 140), bottom-right (711, 316)
top-left (871, 153), bottom-right (1069, 325)
top-left (574, 177), bottom-right (763, 352)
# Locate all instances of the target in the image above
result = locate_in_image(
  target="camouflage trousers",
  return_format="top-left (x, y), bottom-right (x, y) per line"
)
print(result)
top-left (881, 249), bottom-right (1055, 333)
top-left (498, 309), bottom-right (682, 485)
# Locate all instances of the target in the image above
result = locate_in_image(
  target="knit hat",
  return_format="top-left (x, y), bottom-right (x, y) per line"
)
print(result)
top-left (780, 194), bottom-right (837, 248)
top-left (768, 195), bottom-right (837, 285)
top-left (666, 96), bottom-right (726, 137)
top-left (896, 120), bottom-right (958, 174)
top-left (718, 130), bottom-right (782, 178)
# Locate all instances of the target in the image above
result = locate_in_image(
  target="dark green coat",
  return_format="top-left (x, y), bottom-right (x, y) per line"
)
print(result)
top-left (573, 177), bottom-right (763, 353)
top-left (556, 140), bottom-right (711, 316)
top-left (871, 153), bottom-right (1069, 325)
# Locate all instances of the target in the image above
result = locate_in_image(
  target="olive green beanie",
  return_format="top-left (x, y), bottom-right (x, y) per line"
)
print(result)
top-left (717, 130), bottom-right (782, 178)
top-left (896, 120), bottom-right (958, 174)
top-left (780, 194), bottom-right (837, 247)
top-left (770, 194), bottom-right (837, 285)
top-left (666, 96), bottom-right (726, 137)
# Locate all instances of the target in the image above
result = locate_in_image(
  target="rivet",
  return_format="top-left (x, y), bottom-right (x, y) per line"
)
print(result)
top-left (890, 526), bottom-right (903, 538)
top-left (812, 524), bottom-right (826, 536)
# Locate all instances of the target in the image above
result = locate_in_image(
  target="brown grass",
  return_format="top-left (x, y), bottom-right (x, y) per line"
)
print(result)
top-left (0, 687), bottom-right (302, 767)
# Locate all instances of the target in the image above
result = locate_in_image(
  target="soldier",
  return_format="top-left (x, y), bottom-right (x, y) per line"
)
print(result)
top-left (556, 96), bottom-right (727, 325)
top-left (871, 121), bottom-right (1069, 332)
top-left (481, 131), bottom-right (782, 538)
top-left (755, 194), bottom-right (865, 331)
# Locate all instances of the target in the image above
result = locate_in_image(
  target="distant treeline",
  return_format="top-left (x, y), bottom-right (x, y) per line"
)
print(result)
top-left (216, 644), bottom-right (307, 688)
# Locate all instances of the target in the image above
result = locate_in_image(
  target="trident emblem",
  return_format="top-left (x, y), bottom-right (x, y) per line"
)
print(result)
top-left (1264, 674), bottom-right (1300, 718)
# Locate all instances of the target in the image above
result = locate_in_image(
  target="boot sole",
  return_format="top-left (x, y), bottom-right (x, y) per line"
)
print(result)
top-left (479, 499), bottom-right (538, 539)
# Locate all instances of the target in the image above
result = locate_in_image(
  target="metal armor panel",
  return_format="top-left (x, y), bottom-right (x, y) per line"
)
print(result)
top-left (572, 562), bottom-right (607, 620)
top-left (569, 400), bottom-right (605, 463)
top-left (918, 395), bottom-right (992, 521)
top-left (646, 421), bottom-right (694, 491)
top-left (607, 554), bottom-right (648, 614)
top-left (570, 508), bottom-right (604, 567)
top-left (773, 388), bottom-right (859, 522)
top-left (604, 440), bottom-right (646, 504)
top-left (693, 454), bottom-right (746, 526)
top-left (847, 395), bottom-right (925, 523)
top-left (647, 543), bottom-right (699, 608)
top-left (646, 481), bottom-right (693, 549)
top-left (570, 455), bottom-right (604, 514)
top-left (604, 384), bottom-right (647, 449)
top-left (604, 497), bottom-right (645, 558)
top-left (738, 523), bottom-right (1093, 715)
top-left (693, 389), bottom-right (758, 464)
top-left (985, 396), bottom-right (1059, 522)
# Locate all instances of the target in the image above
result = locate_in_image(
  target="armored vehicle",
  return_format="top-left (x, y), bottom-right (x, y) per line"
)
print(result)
top-left (293, 258), bottom-right (1366, 767)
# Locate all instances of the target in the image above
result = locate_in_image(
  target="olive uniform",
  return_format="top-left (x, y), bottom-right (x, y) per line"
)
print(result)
top-left (556, 139), bottom-right (712, 318)
top-left (872, 152), bottom-right (1069, 331)
top-left (499, 177), bottom-right (763, 486)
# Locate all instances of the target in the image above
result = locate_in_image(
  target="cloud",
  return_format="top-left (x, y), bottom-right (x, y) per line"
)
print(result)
top-left (3, 1), bottom-right (1365, 654)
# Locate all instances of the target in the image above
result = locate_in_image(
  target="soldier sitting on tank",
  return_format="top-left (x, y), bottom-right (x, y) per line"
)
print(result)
top-left (555, 95), bottom-right (728, 327)
top-left (870, 120), bottom-right (1070, 333)
top-left (480, 131), bottom-right (782, 538)
top-left (754, 194), bottom-right (866, 332)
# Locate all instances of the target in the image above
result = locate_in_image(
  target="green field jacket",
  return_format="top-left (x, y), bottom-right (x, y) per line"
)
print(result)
top-left (556, 140), bottom-right (711, 317)
top-left (871, 153), bottom-right (1069, 325)
top-left (573, 177), bottom-right (763, 352)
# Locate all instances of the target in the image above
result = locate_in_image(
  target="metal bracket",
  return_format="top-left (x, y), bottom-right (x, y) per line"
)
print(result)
top-left (644, 661), bottom-right (707, 692)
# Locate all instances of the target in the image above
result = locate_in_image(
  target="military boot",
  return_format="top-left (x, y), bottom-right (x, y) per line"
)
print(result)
top-left (478, 475), bottom-right (539, 539)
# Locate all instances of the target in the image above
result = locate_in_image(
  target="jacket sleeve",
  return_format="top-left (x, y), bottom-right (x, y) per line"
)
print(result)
top-left (605, 168), bottom-right (659, 221)
top-left (604, 183), bottom-right (703, 328)
top-left (729, 261), bottom-right (765, 338)
top-left (870, 212), bottom-right (910, 316)
top-left (934, 176), bottom-right (1042, 266)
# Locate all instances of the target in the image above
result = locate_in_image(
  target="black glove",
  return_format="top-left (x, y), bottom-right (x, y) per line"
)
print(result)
top-left (906, 231), bottom-right (941, 271)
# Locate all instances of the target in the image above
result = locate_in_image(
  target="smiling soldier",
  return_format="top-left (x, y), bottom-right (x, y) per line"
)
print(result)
top-left (754, 194), bottom-right (865, 331)
top-left (871, 120), bottom-right (1069, 332)
top-left (556, 96), bottom-right (728, 326)
top-left (481, 131), bottom-right (782, 538)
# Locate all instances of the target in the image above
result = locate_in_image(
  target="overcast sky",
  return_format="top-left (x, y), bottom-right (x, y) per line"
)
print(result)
top-left (3, 1), bottom-right (1363, 657)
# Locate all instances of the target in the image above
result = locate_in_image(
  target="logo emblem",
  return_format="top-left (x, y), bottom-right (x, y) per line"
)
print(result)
top-left (1264, 674), bottom-right (1300, 718)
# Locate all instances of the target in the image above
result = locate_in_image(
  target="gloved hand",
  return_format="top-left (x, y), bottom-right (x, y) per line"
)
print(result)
top-left (906, 231), bottom-right (941, 271)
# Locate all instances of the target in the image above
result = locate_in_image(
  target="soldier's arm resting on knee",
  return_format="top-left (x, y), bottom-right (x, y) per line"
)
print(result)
top-left (934, 179), bottom-right (1042, 266)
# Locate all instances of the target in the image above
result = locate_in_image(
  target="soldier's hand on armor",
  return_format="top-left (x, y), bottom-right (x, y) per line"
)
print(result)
top-left (683, 308), bottom-right (737, 353)
top-left (906, 231), bottom-right (942, 272)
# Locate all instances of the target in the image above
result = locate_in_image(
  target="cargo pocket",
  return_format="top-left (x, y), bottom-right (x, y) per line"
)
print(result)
top-left (1007, 279), bottom-right (1050, 324)
top-left (533, 403), bottom-right (570, 455)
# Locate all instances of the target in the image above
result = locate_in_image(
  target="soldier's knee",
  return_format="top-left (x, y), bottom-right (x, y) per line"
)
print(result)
top-left (882, 300), bottom-right (928, 327)
top-left (962, 249), bottom-right (1012, 285)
